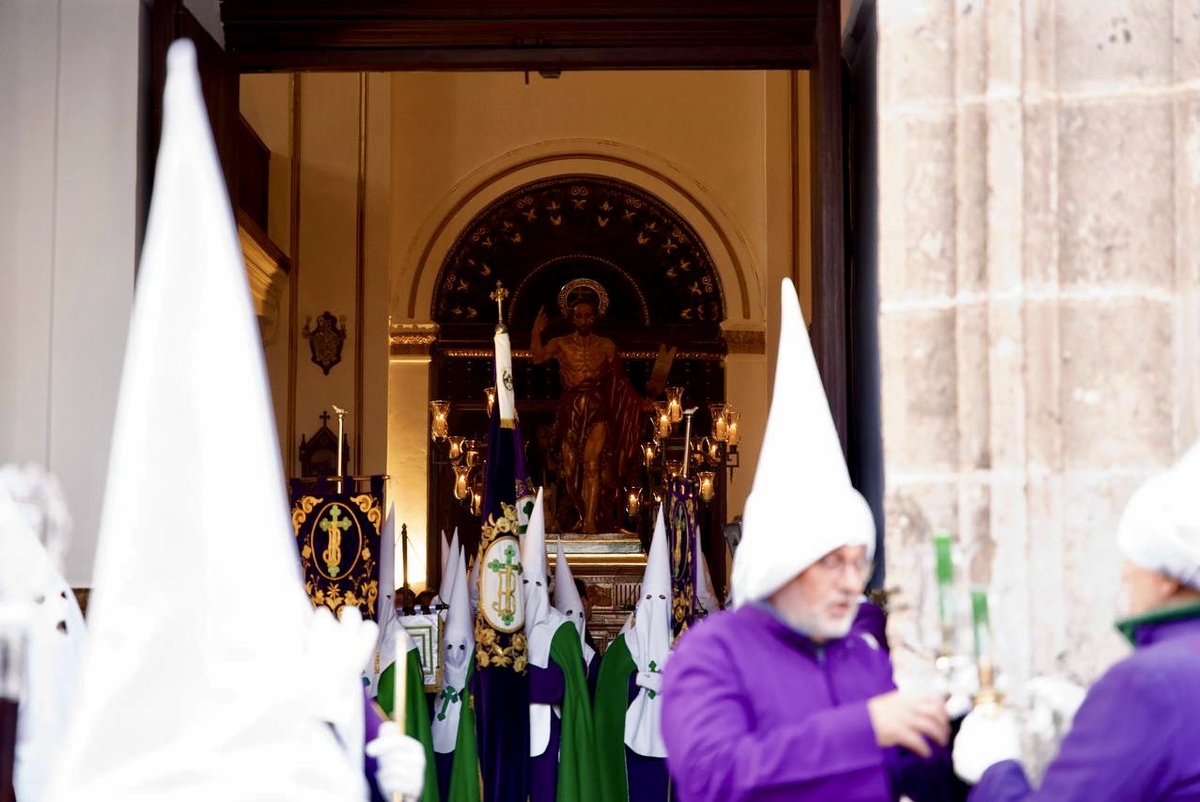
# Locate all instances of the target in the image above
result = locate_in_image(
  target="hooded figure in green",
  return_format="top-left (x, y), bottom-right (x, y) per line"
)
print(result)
top-left (524, 488), bottom-right (601, 802)
top-left (595, 506), bottom-right (674, 802)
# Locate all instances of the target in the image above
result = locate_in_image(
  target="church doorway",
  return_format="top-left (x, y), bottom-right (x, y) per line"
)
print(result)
top-left (145, 0), bottom-right (878, 608)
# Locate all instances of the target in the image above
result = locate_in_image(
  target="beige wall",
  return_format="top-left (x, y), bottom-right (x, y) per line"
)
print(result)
top-left (0, 0), bottom-right (141, 586)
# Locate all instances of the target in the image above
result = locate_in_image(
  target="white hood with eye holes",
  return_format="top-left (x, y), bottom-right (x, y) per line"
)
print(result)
top-left (432, 542), bottom-right (473, 754)
top-left (624, 506), bottom-right (673, 758)
top-left (521, 488), bottom-right (572, 757)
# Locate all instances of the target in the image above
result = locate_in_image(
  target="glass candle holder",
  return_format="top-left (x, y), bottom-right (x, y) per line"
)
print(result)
top-left (430, 400), bottom-right (451, 441)
top-left (697, 471), bottom-right (716, 502)
top-left (654, 404), bottom-right (672, 440)
top-left (624, 486), bottom-right (642, 518)
top-left (642, 441), bottom-right (658, 466)
top-left (665, 386), bottom-right (684, 424)
top-left (709, 403), bottom-right (728, 442)
top-left (447, 435), bottom-right (465, 462)
top-left (725, 408), bottom-right (741, 447)
top-left (453, 464), bottom-right (471, 500)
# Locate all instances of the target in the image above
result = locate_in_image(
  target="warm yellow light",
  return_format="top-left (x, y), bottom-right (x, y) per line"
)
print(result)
top-left (430, 400), bottom-right (451, 441)
top-left (453, 464), bottom-right (471, 500)
top-left (697, 471), bottom-right (716, 503)
top-left (484, 386), bottom-right (497, 418)
top-left (448, 435), bottom-right (465, 462)
top-left (665, 386), bottom-right (684, 424)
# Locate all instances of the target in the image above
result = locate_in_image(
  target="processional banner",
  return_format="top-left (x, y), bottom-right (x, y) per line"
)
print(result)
top-left (288, 475), bottom-right (386, 618)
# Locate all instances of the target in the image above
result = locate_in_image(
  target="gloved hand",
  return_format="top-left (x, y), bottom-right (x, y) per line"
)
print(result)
top-left (366, 720), bottom-right (426, 800)
top-left (952, 703), bottom-right (1021, 784)
top-left (1023, 675), bottom-right (1087, 743)
top-left (635, 670), bottom-right (663, 695)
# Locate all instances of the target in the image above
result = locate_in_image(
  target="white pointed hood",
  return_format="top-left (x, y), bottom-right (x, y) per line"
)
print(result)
top-left (378, 502), bottom-right (397, 625)
top-left (431, 545), bottom-right (472, 753)
top-left (553, 539), bottom-right (595, 668)
top-left (441, 529), bottom-right (461, 605)
top-left (731, 278), bottom-right (876, 608)
top-left (521, 488), bottom-right (570, 756)
top-left (46, 40), bottom-right (363, 802)
top-left (0, 466), bottom-right (87, 802)
top-left (440, 530), bottom-right (452, 578)
top-left (366, 502), bottom-right (398, 693)
top-left (624, 506), bottom-right (673, 758)
top-left (1117, 439), bottom-right (1200, 591)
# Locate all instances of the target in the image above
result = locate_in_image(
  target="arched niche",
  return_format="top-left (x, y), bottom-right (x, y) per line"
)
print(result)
top-left (431, 174), bottom-right (725, 345)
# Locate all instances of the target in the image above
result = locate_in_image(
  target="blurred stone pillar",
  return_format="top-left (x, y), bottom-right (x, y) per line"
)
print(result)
top-left (877, 0), bottom-right (1200, 702)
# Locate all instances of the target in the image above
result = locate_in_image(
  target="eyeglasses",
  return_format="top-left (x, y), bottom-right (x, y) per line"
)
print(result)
top-left (814, 551), bottom-right (874, 578)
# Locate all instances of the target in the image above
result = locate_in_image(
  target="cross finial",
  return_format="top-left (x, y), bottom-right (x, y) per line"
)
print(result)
top-left (489, 281), bottom-right (509, 324)
top-left (319, 411), bottom-right (331, 426)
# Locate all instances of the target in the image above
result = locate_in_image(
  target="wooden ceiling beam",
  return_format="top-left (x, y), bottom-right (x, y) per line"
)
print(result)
top-left (220, 1), bottom-right (819, 71)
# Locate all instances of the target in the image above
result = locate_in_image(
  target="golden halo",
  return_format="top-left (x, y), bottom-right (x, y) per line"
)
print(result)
top-left (557, 278), bottom-right (610, 318)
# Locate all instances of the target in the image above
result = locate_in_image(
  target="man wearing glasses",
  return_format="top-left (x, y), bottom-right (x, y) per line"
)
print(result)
top-left (660, 279), bottom-right (958, 802)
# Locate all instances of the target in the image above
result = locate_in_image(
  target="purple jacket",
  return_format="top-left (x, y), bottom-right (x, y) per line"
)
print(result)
top-left (971, 607), bottom-right (1200, 801)
top-left (661, 603), bottom-right (954, 802)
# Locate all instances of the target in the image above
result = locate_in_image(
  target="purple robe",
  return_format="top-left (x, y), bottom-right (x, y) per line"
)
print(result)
top-left (529, 661), bottom-right (566, 802)
top-left (661, 603), bottom-right (954, 802)
top-left (970, 612), bottom-right (1200, 800)
top-left (625, 671), bottom-right (672, 802)
top-left (364, 690), bottom-right (386, 802)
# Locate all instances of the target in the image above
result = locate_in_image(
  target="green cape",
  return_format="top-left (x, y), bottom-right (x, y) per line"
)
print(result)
top-left (549, 620), bottom-right (602, 802)
top-left (378, 646), bottom-right (442, 802)
top-left (593, 632), bottom-right (636, 802)
top-left (445, 660), bottom-right (481, 802)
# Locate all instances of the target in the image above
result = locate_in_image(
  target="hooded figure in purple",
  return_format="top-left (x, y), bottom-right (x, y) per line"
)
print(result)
top-left (660, 278), bottom-right (957, 802)
top-left (953, 441), bottom-right (1200, 800)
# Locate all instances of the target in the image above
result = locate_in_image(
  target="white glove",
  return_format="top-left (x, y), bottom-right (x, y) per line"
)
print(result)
top-left (952, 704), bottom-right (1021, 784)
top-left (1023, 675), bottom-right (1087, 742)
top-left (367, 720), bottom-right (426, 800)
top-left (635, 670), bottom-right (662, 695)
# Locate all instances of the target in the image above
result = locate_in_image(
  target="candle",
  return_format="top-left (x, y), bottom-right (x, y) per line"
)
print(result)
top-left (626, 489), bottom-right (641, 518)
top-left (934, 533), bottom-right (955, 651)
top-left (642, 442), bottom-right (657, 466)
top-left (448, 435), bottom-right (465, 462)
top-left (429, 400), bottom-right (450, 440)
top-left (666, 387), bottom-right (684, 424)
top-left (697, 471), bottom-right (715, 502)
top-left (710, 403), bottom-right (728, 442)
top-left (656, 409), bottom-right (672, 440)
top-left (453, 465), bottom-right (471, 500)
top-left (971, 588), bottom-right (993, 679)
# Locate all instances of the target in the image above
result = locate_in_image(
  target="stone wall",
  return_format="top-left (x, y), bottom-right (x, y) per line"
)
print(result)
top-left (877, 0), bottom-right (1200, 714)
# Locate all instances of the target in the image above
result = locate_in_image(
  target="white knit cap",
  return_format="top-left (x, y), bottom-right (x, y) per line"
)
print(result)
top-left (1116, 442), bottom-right (1200, 591)
top-left (731, 278), bottom-right (876, 607)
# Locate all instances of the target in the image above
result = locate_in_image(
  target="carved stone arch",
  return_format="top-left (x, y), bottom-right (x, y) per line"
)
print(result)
top-left (431, 175), bottom-right (724, 340)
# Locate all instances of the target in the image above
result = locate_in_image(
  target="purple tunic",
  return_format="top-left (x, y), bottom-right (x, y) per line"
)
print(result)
top-left (970, 612), bottom-right (1200, 800)
top-left (529, 661), bottom-right (566, 802)
top-left (661, 603), bottom-right (954, 802)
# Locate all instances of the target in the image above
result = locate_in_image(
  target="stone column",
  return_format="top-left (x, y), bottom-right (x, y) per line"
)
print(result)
top-left (877, 0), bottom-right (1200, 707)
